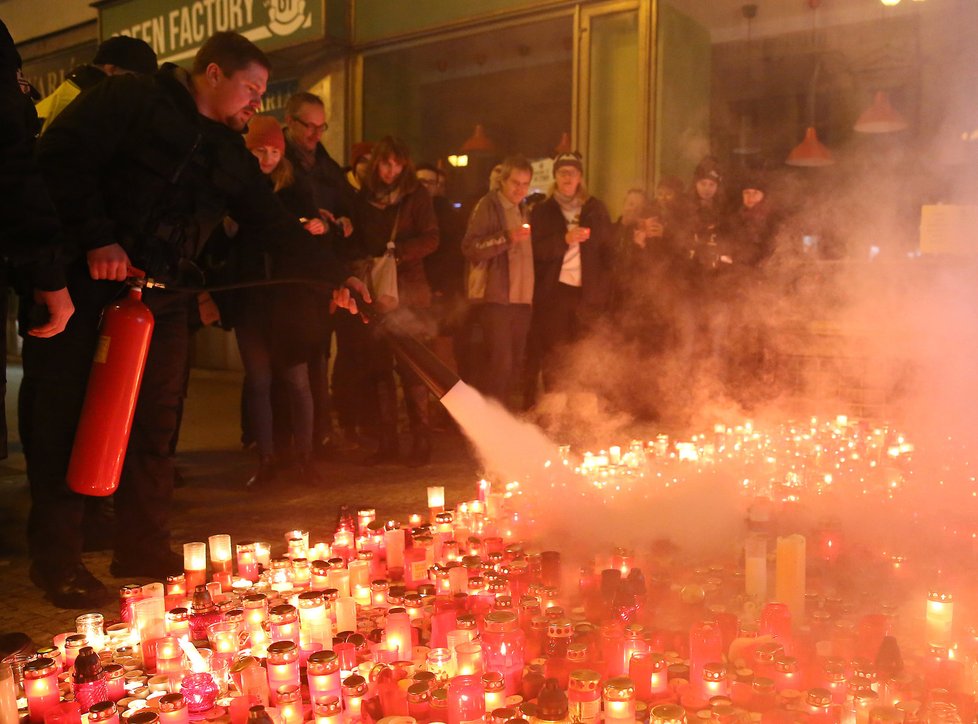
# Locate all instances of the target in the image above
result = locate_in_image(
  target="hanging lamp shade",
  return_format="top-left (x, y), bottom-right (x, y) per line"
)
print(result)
top-left (459, 124), bottom-right (496, 153)
top-left (554, 131), bottom-right (572, 154)
top-left (786, 126), bottom-right (835, 167)
top-left (854, 90), bottom-right (908, 133)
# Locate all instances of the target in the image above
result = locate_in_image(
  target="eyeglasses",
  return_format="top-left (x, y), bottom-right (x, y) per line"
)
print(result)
top-left (291, 117), bottom-right (329, 135)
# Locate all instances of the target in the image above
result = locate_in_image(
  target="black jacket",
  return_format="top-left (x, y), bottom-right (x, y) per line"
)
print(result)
top-left (0, 23), bottom-right (64, 291)
top-left (530, 195), bottom-right (614, 311)
top-left (36, 63), bottom-right (344, 287)
top-left (285, 138), bottom-right (352, 223)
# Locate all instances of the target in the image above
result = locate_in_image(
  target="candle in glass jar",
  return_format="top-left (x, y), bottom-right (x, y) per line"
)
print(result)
top-left (183, 543), bottom-right (207, 592)
top-left (88, 701), bottom-right (120, 724)
top-left (236, 543), bottom-right (260, 583)
top-left (24, 657), bottom-right (59, 723)
top-left (703, 662), bottom-right (728, 698)
top-left (602, 677), bottom-right (636, 723)
top-left (298, 591), bottom-right (331, 649)
top-left (307, 650), bottom-right (341, 702)
top-left (326, 568), bottom-right (351, 598)
top-left (275, 684), bottom-right (303, 724)
top-left (341, 675), bottom-right (367, 720)
top-left (649, 703), bottom-right (686, 723)
top-left (385, 528), bottom-right (406, 572)
top-left (76, 613), bottom-right (106, 652)
top-left (313, 695), bottom-right (342, 724)
top-left (427, 486), bottom-right (445, 517)
top-left (347, 560), bottom-right (371, 590)
top-left (154, 637), bottom-right (183, 676)
top-left (269, 604), bottom-right (300, 646)
top-left (104, 664), bottom-right (126, 702)
top-left (481, 671), bottom-right (505, 712)
top-left (926, 591), bottom-right (953, 646)
top-left (253, 541), bottom-right (272, 568)
top-left (358, 508), bottom-right (376, 534)
top-left (208, 535), bottom-right (233, 590)
top-left (385, 608), bottom-right (413, 661)
top-left (448, 674), bottom-right (485, 724)
top-left (207, 621), bottom-right (241, 656)
top-left (284, 529), bottom-right (309, 555)
top-left (335, 596), bottom-right (357, 634)
top-left (64, 633), bottom-right (86, 670)
top-left (744, 534), bottom-right (767, 601)
top-left (454, 641), bottom-right (482, 677)
top-left (568, 669), bottom-right (601, 724)
top-left (157, 693), bottom-right (189, 724)
top-left (266, 642), bottom-right (300, 705)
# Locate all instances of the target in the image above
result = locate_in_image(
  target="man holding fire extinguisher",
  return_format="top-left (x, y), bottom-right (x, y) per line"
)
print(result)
top-left (26, 32), bottom-right (367, 608)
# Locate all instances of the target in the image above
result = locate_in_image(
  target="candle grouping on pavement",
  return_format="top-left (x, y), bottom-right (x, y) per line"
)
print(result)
top-left (8, 416), bottom-right (978, 724)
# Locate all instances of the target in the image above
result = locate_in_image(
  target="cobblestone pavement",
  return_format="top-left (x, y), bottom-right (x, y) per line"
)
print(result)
top-left (0, 364), bottom-right (481, 649)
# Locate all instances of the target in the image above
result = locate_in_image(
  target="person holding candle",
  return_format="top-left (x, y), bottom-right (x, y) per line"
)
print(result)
top-left (23, 31), bottom-right (366, 604)
top-left (461, 155), bottom-right (534, 409)
top-left (527, 151), bottom-right (613, 397)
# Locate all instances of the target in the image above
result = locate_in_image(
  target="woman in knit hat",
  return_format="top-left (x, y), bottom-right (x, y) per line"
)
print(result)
top-left (527, 151), bottom-right (614, 398)
top-left (228, 114), bottom-right (329, 488)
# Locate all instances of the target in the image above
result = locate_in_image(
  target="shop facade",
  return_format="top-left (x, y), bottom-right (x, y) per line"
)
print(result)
top-left (12, 0), bottom-right (975, 372)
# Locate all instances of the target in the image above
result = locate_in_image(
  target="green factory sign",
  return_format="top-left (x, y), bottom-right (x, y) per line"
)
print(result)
top-left (99, 0), bottom-right (325, 64)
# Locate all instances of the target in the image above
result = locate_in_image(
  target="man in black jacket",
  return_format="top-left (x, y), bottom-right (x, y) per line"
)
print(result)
top-left (0, 19), bottom-right (75, 453)
top-left (28, 31), bottom-right (363, 608)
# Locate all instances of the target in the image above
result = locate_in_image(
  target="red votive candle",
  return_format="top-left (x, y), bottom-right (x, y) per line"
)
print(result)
top-left (448, 674), bottom-right (485, 724)
top-left (180, 672), bottom-right (218, 713)
top-left (24, 657), bottom-right (59, 723)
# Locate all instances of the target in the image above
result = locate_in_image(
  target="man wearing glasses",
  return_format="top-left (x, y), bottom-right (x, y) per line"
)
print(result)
top-left (283, 92), bottom-right (352, 235)
top-left (283, 92), bottom-right (353, 458)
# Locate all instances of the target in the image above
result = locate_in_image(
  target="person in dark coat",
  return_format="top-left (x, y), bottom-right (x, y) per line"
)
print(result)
top-left (283, 92), bottom-right (352, 456)
top-left (731, 173), bottom-right (781, 267)
top-left (417, 163), bottom-right (467, 381)
top-left (227, 115), bottom-right (331, 488)
top-left (27, 31), bottom-right (363, 608)
top-left (671, 156), bottom-right (737, 366)
top-left (528, 151), bottom-right (613, 395)
top-left (0, 20), bottom-right (74, 466)
top-left (349, 136), bottom-right (439, 467)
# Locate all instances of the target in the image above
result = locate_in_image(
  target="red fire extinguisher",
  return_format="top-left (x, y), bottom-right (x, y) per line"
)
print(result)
top-left (67, 274), bottom-right (155, 496)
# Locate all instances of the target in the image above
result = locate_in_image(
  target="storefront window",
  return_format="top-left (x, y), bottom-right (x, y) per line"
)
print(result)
top-left (362, 16), bottom-right (573, 204)
top-left (656, 0), bottom-right (977, 257)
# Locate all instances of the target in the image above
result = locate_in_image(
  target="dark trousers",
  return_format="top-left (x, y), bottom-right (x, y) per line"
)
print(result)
top-left (307, 318), bottom-right (334, 444)
top-left (480, 302), bottom-right (532, 407)
top-left (536, 283), bottom-right (583, 392)
top-left (332, 311), bottom-right (374, 435)
top-left (235, 319), bottom-right (313, 459)
top-left (20, 263), bottom-right (191, 572)
top-left (365, 308), bottom-right (431, 449)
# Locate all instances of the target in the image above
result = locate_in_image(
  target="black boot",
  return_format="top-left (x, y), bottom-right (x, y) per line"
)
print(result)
top-left (246, 454), bottom-right (276, 489)
top-left (404, 384), bottom-right (431, 468)
top-left (363, 380), bottom-right (399, 466)
top-left (296, 453), bottom-right (325, 486)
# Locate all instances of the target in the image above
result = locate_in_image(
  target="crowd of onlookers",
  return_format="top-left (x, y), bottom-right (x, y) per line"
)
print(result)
top-left (220, 127), bottom-right (787, 480)
top-left (2, 25), bottom-right (792, 607)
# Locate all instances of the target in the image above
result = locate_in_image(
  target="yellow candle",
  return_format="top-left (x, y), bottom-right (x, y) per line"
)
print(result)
top-left (775, 534), bottom-right (806, 620)
top-left (926, 590), bottom-right (954, 646)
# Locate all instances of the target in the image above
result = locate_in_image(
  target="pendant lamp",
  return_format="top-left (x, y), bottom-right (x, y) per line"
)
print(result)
top-left (854, 91), bottom-right (908, 133)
